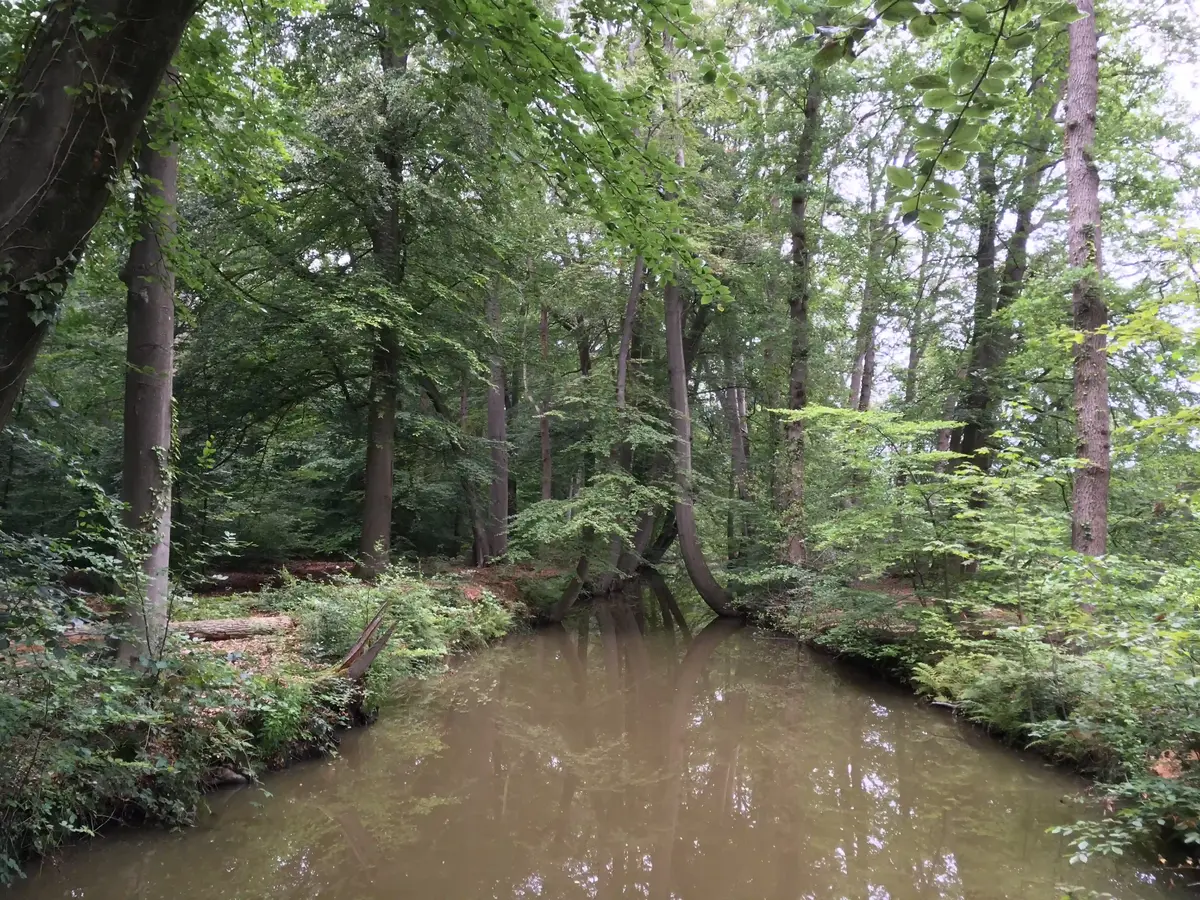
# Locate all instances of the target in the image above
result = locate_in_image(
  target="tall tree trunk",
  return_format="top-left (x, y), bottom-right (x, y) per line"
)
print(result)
top-left (904, 239), bottom-right (933, 406)
top-left (783, 68), bottom-right (824, 565)
top-left (539, 304), bottom-right (553, 501)
top-left (639, 302), bottom-right (717, 570)
top-left (358, 27), bottom-right (408, 578)
top-left (666, 281), bottom-right (737, 617)
top-left (848, 199), bottom-right (886, 412)
top-left (358, 329), bottom-right (398, 577)
top-left (957, 152), bottom-right (1001, 470)
top-left (486, 287), bottom-right (509, 559)
top-left (1066, 0), bottom-right (1110, 555)
top-left (716, 352), bottom-right (751, 557)
top-left (0, 0), bottom-right (200, 432)
top-left (117, 123), bottom-right (178, 666)
top-left (616, 257), bottom-right (646, 411)
top-left (658, 32), bottom-right (735, 617)
top-left (598, 258), bottom-right (648, 593)
top-left (954, 80), bottom-right (1058, 473)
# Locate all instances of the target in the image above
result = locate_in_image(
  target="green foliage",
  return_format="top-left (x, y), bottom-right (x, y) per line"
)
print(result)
top-left (262, 567), bottom-right (514, 712)
top-left (0, 525), bottom-right (514, 882)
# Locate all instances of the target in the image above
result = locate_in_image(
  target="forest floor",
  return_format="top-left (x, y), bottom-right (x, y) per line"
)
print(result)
top-left (174, 561), bottom-right (543, 686)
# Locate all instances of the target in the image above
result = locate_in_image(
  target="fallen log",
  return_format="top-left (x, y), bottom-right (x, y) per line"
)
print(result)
top-left (173, 616), bottom-right (294, 641)
top-left (62, 615), bottom-right (294, 643)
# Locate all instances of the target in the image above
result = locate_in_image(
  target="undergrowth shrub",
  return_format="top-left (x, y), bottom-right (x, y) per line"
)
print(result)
top-left (260, 566), bottom-right (514, 713)
top-left (1, 537), bottom-right (516, 883)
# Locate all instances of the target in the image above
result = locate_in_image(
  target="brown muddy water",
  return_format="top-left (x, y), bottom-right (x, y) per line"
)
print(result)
top-left (13, 603), bottom-right (1180, 899)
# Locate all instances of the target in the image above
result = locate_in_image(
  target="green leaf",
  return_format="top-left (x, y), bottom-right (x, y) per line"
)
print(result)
top-left (880, 0), bottom-right (921, 22)
top-left (950, 57), bottom-right (975, 87)
top-left (814, 41), bottom-right (846, 69)
top-left (886, 165), bottom-right (915, 190)
top-left (980, 76), bottom-right (1006, 93)
top-left (940, 147), bottom-right (967, 169)
top-left (989, 60), bottom-right (1017, 78)
top-left (948, 119), bottom-right (981, 143)
top-left (911, 73), bottom-right (950, 90)
top-left (1007, 30), bottom-right (1034, 49)
top-left (917, 208), bottom-right (946, 231)
top-left (915, 136), bottom-right (944, 152)
top-left (908, 14), bottom-right (939, 37)
top-left (922, 88), bottom-right (960, 109)
top-left (1045, 1), bottom-right (1087, 22)
top-left (916, 119), bottom-right (944, 138)
top-left (930, 178), bottom-right (962, 198)
top-left (960, 1), bottom-right (988, 22)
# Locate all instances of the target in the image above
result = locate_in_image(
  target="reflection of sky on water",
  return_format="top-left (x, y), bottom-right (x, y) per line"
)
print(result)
top-left (12, 609), bottom-right (1183, 900)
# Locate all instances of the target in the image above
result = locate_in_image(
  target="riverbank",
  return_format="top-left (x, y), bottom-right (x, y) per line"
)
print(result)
top-left (744, 573), bottom-right (1200, 869)
top-left (0, 564), bottom-right (528, 883)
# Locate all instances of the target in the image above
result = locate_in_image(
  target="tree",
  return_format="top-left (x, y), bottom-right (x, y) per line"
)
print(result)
top-left (117, 112), bottom-right (179, 664)
top-left (1065, 0), bottom-right (1110, 555)
top-left (0, 0), bottom-right (201, 432)
top-left (783, 66), bottom-right (824, 566)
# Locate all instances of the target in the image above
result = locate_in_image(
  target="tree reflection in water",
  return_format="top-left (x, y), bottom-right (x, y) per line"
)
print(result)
top-left (14, 579), bottom-right (1175, 900)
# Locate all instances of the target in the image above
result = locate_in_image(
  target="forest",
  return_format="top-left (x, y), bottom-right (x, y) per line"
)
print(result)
top-left (2, 0), bottom-right (1200, 888)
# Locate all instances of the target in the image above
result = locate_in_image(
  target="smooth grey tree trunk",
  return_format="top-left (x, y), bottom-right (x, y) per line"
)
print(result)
top-left (665, 280), bottom-right (737, 617)
top-left (486, 287), bottom-right (509, 559)
top-left (0, 0), bottom-right (201, 432)
top-left (539, 304), bottom-right (553, 501)
top-left (118, 126), bottom-right (178, 665)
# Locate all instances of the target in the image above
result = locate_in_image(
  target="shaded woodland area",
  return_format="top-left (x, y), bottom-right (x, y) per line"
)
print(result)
top-left (3, 0), bottom-right (1200, 882)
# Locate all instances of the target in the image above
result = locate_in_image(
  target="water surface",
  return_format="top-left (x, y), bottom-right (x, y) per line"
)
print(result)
top-left (15, 600), bottom-right (1175, 899)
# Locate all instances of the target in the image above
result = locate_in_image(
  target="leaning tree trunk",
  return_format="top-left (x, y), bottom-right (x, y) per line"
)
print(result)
top-left (117, 123), bottom-right (178, 666)
top-left (783, 67), bottom-right (824, 566)
top-left (665, 281), bottom-right (737, 617)
top-left (0, 0), bottom-right (201, 432)
top-left (485, 286), bottom-right (509, 559)
top-left (358, 329), bottom-right (399, 577)
top-left (651, 33), bottom-right (736, 616)
top-left (1065, 5), bottom-right (1110, 556)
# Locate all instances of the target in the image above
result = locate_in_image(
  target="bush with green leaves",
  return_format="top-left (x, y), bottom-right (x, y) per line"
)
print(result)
top-left (744, 408), bottom-right (1200, 865)
top-left (0, 510), bottom-right (515, 884)
top-left (261, 567), bottom-right (515, 713)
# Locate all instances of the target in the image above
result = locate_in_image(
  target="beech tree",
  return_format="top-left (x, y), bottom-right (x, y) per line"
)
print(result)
top-left (0, 0), bottom-right (200, 431)
top-left (117, 111), bottom-right (179, 665)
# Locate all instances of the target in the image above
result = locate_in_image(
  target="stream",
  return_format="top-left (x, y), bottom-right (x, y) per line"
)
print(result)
top-left (13, 599), bottom-right (1178, 899)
